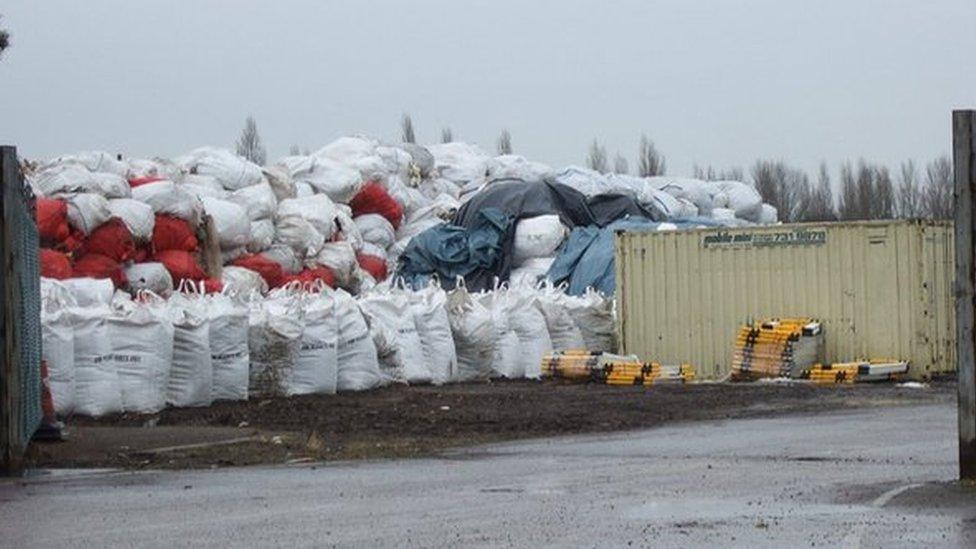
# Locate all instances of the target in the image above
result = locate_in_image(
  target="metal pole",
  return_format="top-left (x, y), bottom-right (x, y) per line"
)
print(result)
top-left (954, 110), bottom-right (976, 480)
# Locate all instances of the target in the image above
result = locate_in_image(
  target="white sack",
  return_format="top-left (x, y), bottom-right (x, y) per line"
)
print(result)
top-left (410, 284), bottom-right (457, 385)
top-left (131, 180), bottom-right (202, 227)
top-left (294, 182), bottom-right (314, 197)
top-left (334, 289), bottom-right (383, 391)
top-left (248, 291), bottom-right (303, 397)
top-left (201, 196), bottom-right (251, 249)
top-left (108, 298), bottom-right (174, 413)
top-left (180, 147), bottom-right (264, 191)
top-left (247, 218), bottom-right (275, 253)
top-left (260, 244), bottom-right (303, 275)
top-left (355, 214), bottom-right (396, 250)
top-left (32, 164), bottom-right (98, 197)
top-left (274, 215), bottom-right (325, 259)
top-left (476, 290), bottom-right (522, 379)
top-left (40, 279), bottom-right (76, 415)
top-left (229, 182), bottom-right (277, 221)
top-left (759, 203), bottom-right (779, 224)
top-left (358, 289), bottom-right (432, 384)
top-left (221, 246), bottom-right (248, 264)
top-left (509, 257), bottom-right (555, 288)
top-left (208, 293), bottom-right (250, 401)
top-left (221, 265), bottom-right (269, 296)
top-left (288, 290), bottom-right (338, 395)
top-left (446, 284), bottom-right (495, 382)
top-left (537, 284), bottom-right (586, 351)
top-left (61, 192), bottom-right (112, 235)
top-left (61, 277), bottom-right (115, 308)
top-left (313, 241), bottom-right (358, 289)
top-left (47, 151), bottom-right (128, 177)
top-left (166, 289), bottom-right (213, 407)
top-left (427, 142), bottom-right (490, 184)
top-left (564, 288), bottom-right (616, 352)
top-left (277, 194), bottom-right (336, 239)
top-left (506, 285), bottom-right (552, 379)
top-left (262, 165), bottom-right (297, 201)
top-left (513, 215), bottom-right (568, 263)
top-left (124, 262), bottom-right (174, 296)
top-left (334, 207), bottom-right (363, 251)
top-left (69, 305), bottom-right (123, 417)
top-left (714, 180), bottom-right (763, 221)
top-left (108, 198), bottom-right (154, 241)
top-left (280, 155), bottom-right (363, 204)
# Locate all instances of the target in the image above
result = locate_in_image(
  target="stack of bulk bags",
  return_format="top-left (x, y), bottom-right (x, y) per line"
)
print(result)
top-left (564, 288), bottom-right (616, 353)
top-left (536, 282), bottom-right (585, 351)
top-left (409, 282), bottom-right (457, 385)
top-left (333, 289), bottom-right (384, 391)
top-left (40, 279), bottom-right (76, 415)
top-left (279, 155), bottom-right (363, 204)
top-left (446, 282), bottom-right (494, 382)
top-left (510, 214), bottom-right (568, 286)
top-left (61, 278), bottom-right (123, 417)
top-left (166, 283), bottom-right (213, 407)
top-left (178, 147), bottom-right (264, 192)
top-left (108, 292), bottom-right (174, 414)
top-left (208, 291), bottom-right (251, 401)
top-left (358, 283), bottom-right (432, 384)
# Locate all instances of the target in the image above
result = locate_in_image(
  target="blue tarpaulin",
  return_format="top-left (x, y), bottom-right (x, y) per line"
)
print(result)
top-left (396, 208), bottom-right (513, 291)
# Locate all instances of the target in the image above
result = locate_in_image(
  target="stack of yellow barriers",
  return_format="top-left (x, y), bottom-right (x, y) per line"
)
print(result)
top-left (542, 351), bottom-right (695, 386)
top-left (731, 318), bottom-right (823, 381)
top-left (808, 360), bottom-right (909, 385)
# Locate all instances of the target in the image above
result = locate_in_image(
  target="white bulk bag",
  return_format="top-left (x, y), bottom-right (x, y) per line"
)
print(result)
top-left (247, 218), bottom-right (275, 253)
top-left (201, 196), bottom-right (251, 249)
top-left (426, 142), bottom-right (491, 185)
top-left (509, 257), bottom-right (555, 288)
top-left (281, 155), bottom-right (364, 204)
top-left (229, 181), bottom-right (277, 221)
top-left (40, 279), bottom-right (76, 415)
top-left (46, 151), bottom-right (128, 177)
top-left (446, 283), bottom-right (495, 382)
top-left (288, 289), bottom-right (338, 395)
top-left (714, 180), bottom-right (763, 221)
top-left (126, 157), bottom-right (182, 181)
top-left (313, 241), bottom-right (359, 289)
top-left (108, 296), bottom-right (174, 413)
top-left (208, 292), bottom-right (250, 401)
top-left (262, 165), bottom-right (297, 201)
top-left (295, 181), bottom-right (314, 197)
top-left (355, 214), bottom-right (396, 250)
top-left (180, 182), bottom-right (229, 200)
top-left (124, 262), bottom-right (174, 296)
top-left (650, 177), bottom-right (716, 214)
top-left (181, 174), bottom-right (225, 194)
top-left (315, 136), bottom-right (378, 163)
top-left (248, 290), bottom-right (303, 397)
top-left (88, 172), bottom-right (130, 199)
top-left (107, 198), bottom-right (155, 241)
top-left (221, 246), bottom-right (248, 264)
top-left (131, 180), bottom-right (203, 227)
top-left (334, 289), bottom-right (384, 391)
top-left (506, 285), bottom-right (552, 379)
top-left (759, 203), bottom-right (778, 224)
top-left (513, 215), bottom-right (568, 263)
top-left (277, 194), bottom-right (337, 239)
top-left (31, 164), bottom-right (98, 197)
top-left (221, 265), bottom-right (269, 296)
top-left (565, 288), bottom-right (616, 352)
top-left (485, 155), bottom-right (553, 182)
top-left (166, 286), bottom-right (213, 407)
top-left (537, 283), bottom-right (586, 351)
top-left (260, 244), bottom-right (303, 274)
top-left (476, 289), bottom-right (522, 379)
top-left (711, 208), bottom-right (736, 220)
top-left (410, 284), bottom-right (457, 385)
top-left (334, 207), bottom-right (363, 251)
top-left (61, 192), bottom-right (112, 235)
top-left (61, 277), bottom-right (115, 308)
top-left (69, 304), bottom-right (123, 417)
top-left (358, 287), bottom-right (432, 384)
top-left (274, 215), bottom-right (325, 259)
top-left (180, 147), bottom-right (264, 191)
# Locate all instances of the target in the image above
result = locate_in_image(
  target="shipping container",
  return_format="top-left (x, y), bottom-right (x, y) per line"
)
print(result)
top-left (615, 220), bottom-right (954, 380)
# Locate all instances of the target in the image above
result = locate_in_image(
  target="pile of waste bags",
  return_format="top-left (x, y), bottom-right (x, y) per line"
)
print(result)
top-left (41, 275), bottom-right (616, 417)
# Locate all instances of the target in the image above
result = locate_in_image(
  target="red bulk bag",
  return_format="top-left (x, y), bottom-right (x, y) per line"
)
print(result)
top-left (132, 244), bottom-right (152, 263)
top-left (356, 252), bottom-right (387, 281)
top-left (128, 175), bottom-right (165, 188)
top-left (36, 198), bottom-right (72, 244)
top-left (40, 249), bottom-right (72, 279)
top-left (203, 278), bottom-right (224, 294)
top-left (72, 253), bottom-right (127, 288)
top-left (154, 250), bottom-right (207, 284)
top-left (152, 215), bottom-right (198, 253)
top-left (77, 218), bottom-right (136, 263)
top-left (232, 254), bottom-right (285, 289)
top-left (349, 182), bottom-right (403, 229)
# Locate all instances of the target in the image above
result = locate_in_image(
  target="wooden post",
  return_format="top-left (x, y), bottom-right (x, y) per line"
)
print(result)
top-left (955, 110), bottom-right (976, 480)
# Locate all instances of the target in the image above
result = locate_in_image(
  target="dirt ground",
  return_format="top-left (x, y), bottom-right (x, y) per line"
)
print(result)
top-left (27, 378), bottom-right (955, 470)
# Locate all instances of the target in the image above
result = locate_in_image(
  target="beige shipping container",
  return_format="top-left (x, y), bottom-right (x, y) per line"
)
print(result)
top-left (615, 220), bottom-right (954, 380)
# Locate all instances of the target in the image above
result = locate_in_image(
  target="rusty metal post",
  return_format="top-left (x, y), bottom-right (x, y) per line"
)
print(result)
top-left (954, 110), bottom-right (976, 480)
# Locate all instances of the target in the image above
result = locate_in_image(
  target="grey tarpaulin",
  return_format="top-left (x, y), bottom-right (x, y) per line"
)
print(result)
top-left (396, 208), bottom-right (513, 291)
top-left (452, 178), bottom-right (596, 229)
top-left (586, 193), bottom-right (661, 225)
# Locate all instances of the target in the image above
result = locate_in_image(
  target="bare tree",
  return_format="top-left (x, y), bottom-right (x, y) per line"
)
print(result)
top-left (854, 160), bottom-right (874, 220)
top-left (236, 116), bottom-right (267, 165)
top-left (0, 16), bottom-right (10, 58)
top-left (695, 165), bottom-right (743, 181)
top-left (440, 127), bottom-right (453, 143)
top-left (613, 154), bottom-right (629, 174)
top-left (751, 160), bottom-right (811, 223)
top-left (496, 129), bottom-right (513, 155)
top-left (692, 164), bottom-right (716, 180)
top-left (401, 113), bottom-right (416, 144)
top-left (803, 162), bottom-right (837, 222)
top-left (871, 165), bottom-right (895, 219)
top-left (288, 144), bottom-right (301, 156)
top-left (923, 156), bottom-right (953, 219)
top-left (896, 160), bottom-right (923, 218)
top-left (838, 162), bottom-right (859, 220)
top-left (587, 139), bottom-right (608, 174)
top-left (637, 134), bottom-right (666, 176)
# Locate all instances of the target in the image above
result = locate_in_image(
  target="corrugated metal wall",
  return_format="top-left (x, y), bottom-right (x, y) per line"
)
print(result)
top-left (615, 220), bottom-right (954, 380)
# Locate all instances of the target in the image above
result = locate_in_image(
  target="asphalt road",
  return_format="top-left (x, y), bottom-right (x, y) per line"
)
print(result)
top-left (3, 402), bottom-right (974, 548)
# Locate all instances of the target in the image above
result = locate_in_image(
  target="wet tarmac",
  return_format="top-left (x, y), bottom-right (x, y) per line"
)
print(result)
top-left (3, 403), bottom-right (974, 547)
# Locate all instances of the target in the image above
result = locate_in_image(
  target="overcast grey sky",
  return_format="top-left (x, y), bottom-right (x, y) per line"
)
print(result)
top-left (1, 0), bottom-right (973, 176)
